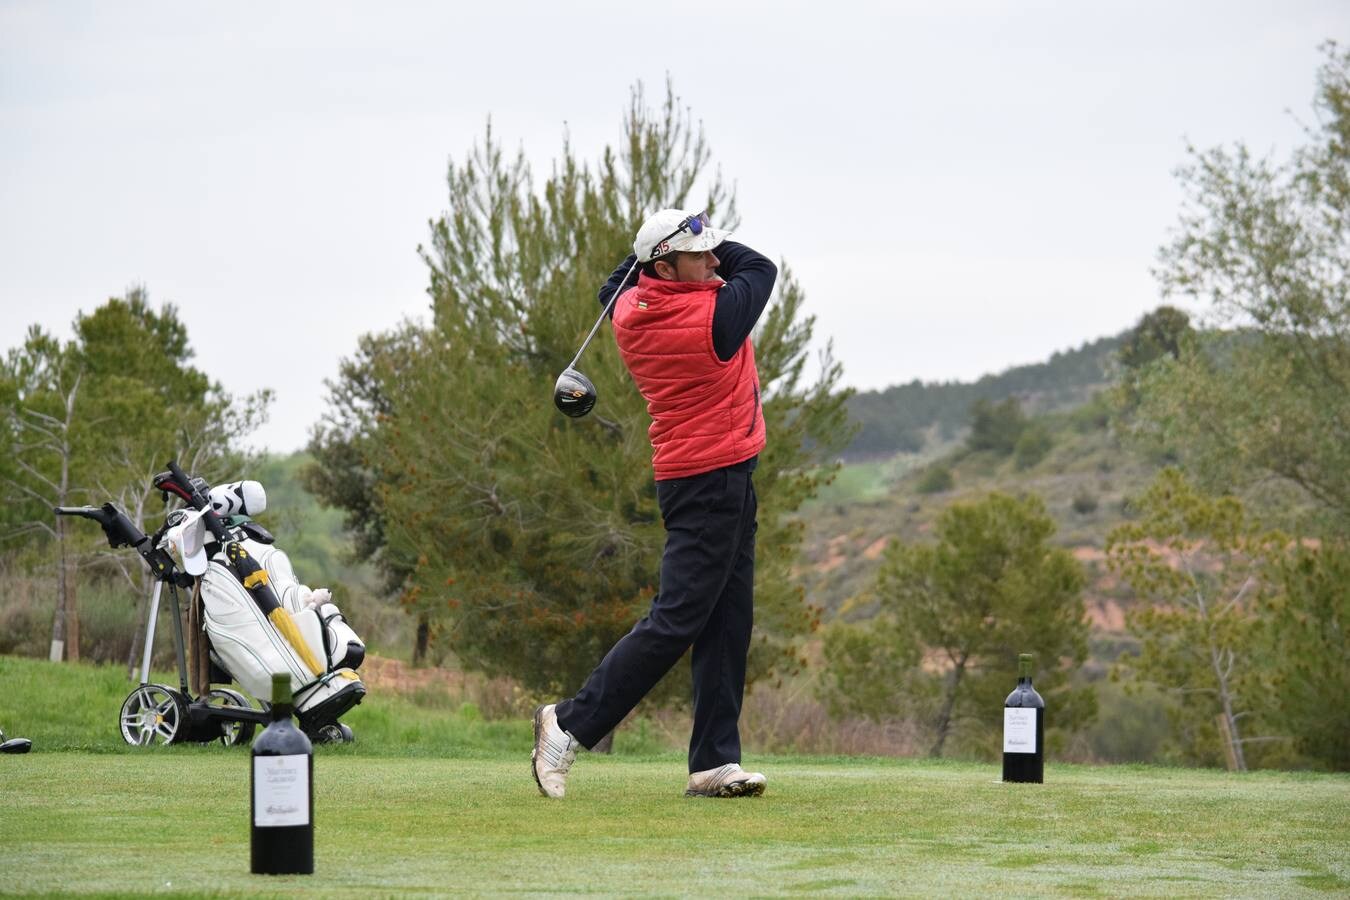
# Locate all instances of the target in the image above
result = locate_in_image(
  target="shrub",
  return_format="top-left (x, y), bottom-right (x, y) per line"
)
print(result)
top-left (915, 464), bottom-right (954, 494)
top-left (1070, 393), bottom-right (1113, 433)
top-left (967, 398), bottom-right (1026, 455)
top-left (1013, 423), bottom-right (1053, 470)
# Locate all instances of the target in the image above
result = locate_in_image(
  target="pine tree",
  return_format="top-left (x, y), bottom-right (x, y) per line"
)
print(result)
top-left (312, 84), bottom-right (853, 703)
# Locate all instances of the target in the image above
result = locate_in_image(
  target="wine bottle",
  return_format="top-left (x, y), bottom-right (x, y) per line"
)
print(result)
top-left (1002, 653), bottom-right (1045, 783)
top-left (251, 672), bottom-right (314, 875)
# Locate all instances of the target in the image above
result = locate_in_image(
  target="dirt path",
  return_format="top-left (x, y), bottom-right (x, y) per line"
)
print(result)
top-left (359, 655), bottom-right (466, 695)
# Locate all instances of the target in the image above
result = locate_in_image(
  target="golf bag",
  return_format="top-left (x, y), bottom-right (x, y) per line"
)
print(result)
top-left (197, 480), bottom-right (367, 729)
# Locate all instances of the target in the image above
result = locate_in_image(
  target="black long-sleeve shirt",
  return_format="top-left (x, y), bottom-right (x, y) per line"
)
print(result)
top-left (597, 241), bottom-right (778, 361)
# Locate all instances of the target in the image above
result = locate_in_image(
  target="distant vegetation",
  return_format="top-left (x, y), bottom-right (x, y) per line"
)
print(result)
top-left (843, 333), bottom-right (1123, 458)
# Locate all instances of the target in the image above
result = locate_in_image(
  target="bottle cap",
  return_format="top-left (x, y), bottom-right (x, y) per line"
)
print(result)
top-left (1018, 653), bottom-right (1034, 676)
top-left (271, 672), bottom-right (291, 704)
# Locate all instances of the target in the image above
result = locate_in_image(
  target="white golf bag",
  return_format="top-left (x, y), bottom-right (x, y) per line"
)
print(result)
top-left (193, 480), bottom-right (367, 728)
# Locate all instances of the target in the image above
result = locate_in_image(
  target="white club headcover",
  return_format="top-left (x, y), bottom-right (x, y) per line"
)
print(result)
top-left (209, 480), bottom-right (267, 518)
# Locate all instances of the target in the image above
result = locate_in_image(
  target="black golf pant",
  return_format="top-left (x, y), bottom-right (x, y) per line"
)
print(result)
top-left (555, 459), bottom-right (757, 774)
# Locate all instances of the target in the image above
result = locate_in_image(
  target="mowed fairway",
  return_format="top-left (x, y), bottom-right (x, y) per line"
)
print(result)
top-left (2, 751), bottom-right (1347, 897)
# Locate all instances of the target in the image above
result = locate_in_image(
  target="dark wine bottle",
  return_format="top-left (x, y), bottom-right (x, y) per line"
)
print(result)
top-left (1002, 653), bottom-right (1045, 784)
top-left (251, 672), bottom-right (314, 875)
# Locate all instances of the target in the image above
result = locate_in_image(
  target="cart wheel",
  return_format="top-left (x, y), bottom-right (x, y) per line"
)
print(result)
top-left (119, 684), bottom-right (188, 746)
top-left (312, 723), bottom-right (351, 744)
top-left (206, 688), bottom-right (257, 746)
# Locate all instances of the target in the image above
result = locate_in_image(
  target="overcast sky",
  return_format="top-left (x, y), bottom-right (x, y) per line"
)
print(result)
top-left (1, 1), bottom-right (1344, 453)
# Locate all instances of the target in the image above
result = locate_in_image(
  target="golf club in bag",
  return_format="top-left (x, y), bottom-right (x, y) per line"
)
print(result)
top-left (55, 460), bottom-right (367, 746)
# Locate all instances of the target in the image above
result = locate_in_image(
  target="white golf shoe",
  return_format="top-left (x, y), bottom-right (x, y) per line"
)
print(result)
top-left (531, 704), bottom-right (579, 799)
top-left (685, 763), bottom-right (766, 798)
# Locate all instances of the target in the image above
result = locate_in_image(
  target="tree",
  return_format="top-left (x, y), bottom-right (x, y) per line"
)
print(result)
top-left (821, 492), bottom-right (1092, 757)
top-left (1106, 469), bottom-right (1284, 770)
top-left (305, 327), bottom-right (426, 654)
top-left (966, 397), bottom-right (1027, 455)
top-left (0, 289), bottom-right (270, 665)
top-left (1139, 43), bottom-right (1350, 529)
top-left (314, 84), bottom-right (853, 705)
top-left (1117, 306), bottom-right (1194, 371)
top-left (1012, 421), bottom-right (1053, 470)
top-left (307, 327), bottom-right (423, 574)
top-left (0, 327), bottom-right (85, 660)
top-left (73, 291), bottom-right (271, 673)
top-left (1258, 538), bottom-right (1350, 770)
top-left (915, 464), bottom-right (954, 495)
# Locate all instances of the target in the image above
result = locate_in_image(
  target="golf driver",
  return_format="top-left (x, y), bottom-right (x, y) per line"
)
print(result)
top-left (553, 260), bottom-right (639, 418)
top-left (0, 726), bottom-right (32, 754)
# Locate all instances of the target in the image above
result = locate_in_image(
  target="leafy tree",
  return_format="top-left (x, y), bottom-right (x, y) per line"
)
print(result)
top-left (316, 85), bottom-right (853, 703)
top-left (1, 327), bottom-right (86, 660)
top-left (1139, 43), bottom-right (1350, 529)
top-left (1116, 47), bottom-right (1350, 771)
top-left (821, 492), bottom-right (1092, 757)
top-left (1106, 469), bottom-right (1283, 770)
top-left (77, 292), bottom-right (270, 672)
top-left (306, 327), bottom-right (423, 576)
top-left (305, 327), bottom-right (434, 658)
top-left (1118, 306), bottom-right (1194, 371)
top-left (966, 397), bottom-right (1027, 455)
top-left (0, 289), bottom-right (269, 665)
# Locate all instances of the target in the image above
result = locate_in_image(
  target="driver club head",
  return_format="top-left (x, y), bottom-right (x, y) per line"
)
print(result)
top-left (0, 729), bottom-right (30, 754)
top-left (553, 367), bottom-right (597, 418)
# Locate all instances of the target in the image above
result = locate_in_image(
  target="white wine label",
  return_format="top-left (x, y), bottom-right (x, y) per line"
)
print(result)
top-left (253, 754), bottom-right (310, 827)
top-left (1003, 708), bottom-right (1037, 753)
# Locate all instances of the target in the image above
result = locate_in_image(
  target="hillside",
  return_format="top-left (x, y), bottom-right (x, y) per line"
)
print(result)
top-left (793, 393), bottom-right (1174, 760)
top-left (798, 394), bottom-right (1156, 644)
top-left (844, 332), bottom-right (1124, 458)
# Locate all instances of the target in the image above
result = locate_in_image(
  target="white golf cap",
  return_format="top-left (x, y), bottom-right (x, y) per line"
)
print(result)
top-left (634, 208), bottom-right (731, 262)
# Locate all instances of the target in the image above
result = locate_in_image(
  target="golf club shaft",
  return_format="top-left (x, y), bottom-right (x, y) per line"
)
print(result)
top-left (567, 260), bottom-right (638, 370)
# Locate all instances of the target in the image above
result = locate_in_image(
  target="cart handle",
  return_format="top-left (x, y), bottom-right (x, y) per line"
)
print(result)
top-left (54, 503), bottom-right (147, 550)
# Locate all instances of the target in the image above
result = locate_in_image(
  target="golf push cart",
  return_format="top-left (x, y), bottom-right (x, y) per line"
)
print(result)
top-left (56, 460), bottom-right (368, 747)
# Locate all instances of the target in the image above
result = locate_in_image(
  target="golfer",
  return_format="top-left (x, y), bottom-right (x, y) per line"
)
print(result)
top-left (532, 208), bottom-right (777, 798)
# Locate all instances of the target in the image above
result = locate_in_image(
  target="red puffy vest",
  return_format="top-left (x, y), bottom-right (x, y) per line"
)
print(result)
top-left (611, 274), bottom-right (765, 481)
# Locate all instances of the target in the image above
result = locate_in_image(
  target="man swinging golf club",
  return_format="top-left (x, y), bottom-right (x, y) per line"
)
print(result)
top-left (534, 208), bottom-right (777, 798)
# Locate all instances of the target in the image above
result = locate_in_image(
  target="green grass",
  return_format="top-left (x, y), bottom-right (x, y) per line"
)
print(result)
top-left (2, 656), bottom-right (1348, 896)
top-left (0, 656), bottom-right (668, 759)
top-left (3, 755), bottom-right (1347, 896)
top-left (804, 454), bottom-right (932, 509)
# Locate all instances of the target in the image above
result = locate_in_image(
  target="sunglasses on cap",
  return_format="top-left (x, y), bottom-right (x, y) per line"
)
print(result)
top-left (648, 211), bottom-right (710, 260)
